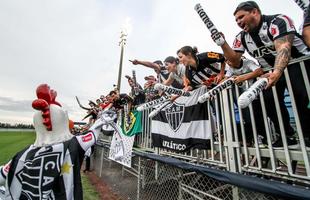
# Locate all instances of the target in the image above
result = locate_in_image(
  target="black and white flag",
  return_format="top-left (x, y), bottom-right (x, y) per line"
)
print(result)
top-left (152, 86), bottom-right (214, 152)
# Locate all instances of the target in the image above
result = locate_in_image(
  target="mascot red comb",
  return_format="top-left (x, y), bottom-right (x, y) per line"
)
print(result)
top-left (0, 84), bottom-right (106, 200)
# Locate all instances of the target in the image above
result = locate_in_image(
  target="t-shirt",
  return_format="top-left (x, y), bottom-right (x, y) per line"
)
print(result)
top-left (168, 64), bottom-right (186, 86)
top-left (157, 64), bottom-right (183, 89)
top-left (225, 58), bottom-right (261, 89)
top-left (232, 14), bottom-right (309, 69)
top-left (186, 52), bottom-right (225, 89)
top-left (131, 84), bottom-right (145, 106)
top-left (3, 131), bottom-right (95, 199)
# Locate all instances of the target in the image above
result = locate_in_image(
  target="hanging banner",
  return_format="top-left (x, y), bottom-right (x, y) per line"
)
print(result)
top-left (151, 86), bottom-right (215, 152)
top-left (108, 120), bottom-right (135, 168)
top-left (121, 110), bottom-right (142, 136)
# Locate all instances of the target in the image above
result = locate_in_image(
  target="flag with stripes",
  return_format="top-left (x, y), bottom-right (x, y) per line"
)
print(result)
top-left (152, 86), bottom-right (214, 152)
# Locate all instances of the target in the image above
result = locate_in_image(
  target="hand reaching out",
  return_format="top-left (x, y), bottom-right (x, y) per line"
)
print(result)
top-left (129, 59), bottom-right (139, 65)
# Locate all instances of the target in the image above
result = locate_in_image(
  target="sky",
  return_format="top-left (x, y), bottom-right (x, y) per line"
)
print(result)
top-left (0, 0), bottom-right (305, 124)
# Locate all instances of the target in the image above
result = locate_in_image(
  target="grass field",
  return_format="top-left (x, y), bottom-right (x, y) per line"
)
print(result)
top-left (0, 131), bottom-right (36, 164)
top-left (0, 131), bottom-right (100, 200)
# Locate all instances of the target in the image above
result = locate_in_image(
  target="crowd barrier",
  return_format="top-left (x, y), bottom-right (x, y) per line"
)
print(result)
top-left (94, 55), bottom-right (310, 199)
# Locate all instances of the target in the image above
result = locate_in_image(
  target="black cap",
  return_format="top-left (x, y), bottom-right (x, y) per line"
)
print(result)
top-left (233, 1), bottom-right (260, 15)
top-left (164, 56), bottom-right (178, 64)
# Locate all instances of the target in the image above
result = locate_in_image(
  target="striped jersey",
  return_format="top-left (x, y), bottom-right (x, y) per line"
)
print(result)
top-left (232, 14), bottom-right (309, 69)
top-left (185, 52), bottom-right (225, 89)
top-left (1, 131), bottom-right (95, 200)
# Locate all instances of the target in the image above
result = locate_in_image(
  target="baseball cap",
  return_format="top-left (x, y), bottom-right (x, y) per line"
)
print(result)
top-left (233, 1), bottom-right (260, 15)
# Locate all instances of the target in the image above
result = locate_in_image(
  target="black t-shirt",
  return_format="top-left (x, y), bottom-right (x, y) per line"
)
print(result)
top-left (131, 84), bottom-right (146, 106)
top-left (186, 52), bottom-right (225, 89)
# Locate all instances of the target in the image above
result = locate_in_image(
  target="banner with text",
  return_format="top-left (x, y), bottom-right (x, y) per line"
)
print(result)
top-left (151, 86), bottom-right (214, 152)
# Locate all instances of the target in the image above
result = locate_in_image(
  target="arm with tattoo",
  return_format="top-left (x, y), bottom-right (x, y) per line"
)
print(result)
top-left (274, 34), bottom-right (293, 72)
top-left (266, 34), bottom-right (294, 87)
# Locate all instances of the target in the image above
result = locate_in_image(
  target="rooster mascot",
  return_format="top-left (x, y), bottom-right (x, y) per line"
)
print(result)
top-left (0, 84), bottom-right (110, 200)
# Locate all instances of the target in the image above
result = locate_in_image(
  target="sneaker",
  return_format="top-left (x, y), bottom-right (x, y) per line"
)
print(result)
top-left (272, 137), bottom-right (298, 150)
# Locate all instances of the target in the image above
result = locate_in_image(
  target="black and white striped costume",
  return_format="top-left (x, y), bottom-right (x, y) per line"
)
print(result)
top-left (0, 131), bottom-right (95, 200)
top-left (232, 14), bottom-right (310, 139)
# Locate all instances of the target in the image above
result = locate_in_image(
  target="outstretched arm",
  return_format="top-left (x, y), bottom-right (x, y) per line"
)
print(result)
top-left (215, 62), bottom-right (226, 84)
top-left (130, 59), bottom-right (161, 73)
top-left (76, 110), bottom-right (117, 151)
top-left (220, 42), bottom-right (243, 67)
top-left (75, 96), bottom-right (91, 111)
top-left (234, 68), bottom-right (264, 85)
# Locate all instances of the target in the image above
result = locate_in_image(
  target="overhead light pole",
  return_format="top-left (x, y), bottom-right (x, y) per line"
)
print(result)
top-left (116, 30), bottom-right (127, 92)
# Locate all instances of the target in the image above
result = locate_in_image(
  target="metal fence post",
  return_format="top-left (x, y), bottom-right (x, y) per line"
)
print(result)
top-left (99, 146), bottom-right (104, 177)
top-left (222, 90), bottom-right (238, 172)
top-left (137, 156), bottom-right (141, 200)
top-left (222, 90), bottom-right (239, 200)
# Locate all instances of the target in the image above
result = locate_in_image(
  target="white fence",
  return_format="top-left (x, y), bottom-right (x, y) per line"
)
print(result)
top-left (95, 55), bottom-right (310, 199)
top-left (134, 55), bottom-right (310, 185)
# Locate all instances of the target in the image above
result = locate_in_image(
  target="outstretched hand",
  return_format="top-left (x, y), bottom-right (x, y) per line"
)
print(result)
top-left (129, 59), bottom-right (139, 65)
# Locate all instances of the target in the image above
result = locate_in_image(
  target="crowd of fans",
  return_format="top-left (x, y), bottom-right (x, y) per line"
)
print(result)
top-left (76, 1), bottom-right (310, 149)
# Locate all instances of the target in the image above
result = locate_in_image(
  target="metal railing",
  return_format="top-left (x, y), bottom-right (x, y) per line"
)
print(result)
top-left (133, 55), bottom-right (310, 184)
top-left (94, 55), bottom-right (310, 199)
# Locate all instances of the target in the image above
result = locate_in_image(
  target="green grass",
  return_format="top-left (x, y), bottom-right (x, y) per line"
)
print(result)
top-left (0, 131), bottom-right (100, 199)
top-left (81, 174), bottom-right (101, 200)
top-left (0, 131), bottom-right (36, 164)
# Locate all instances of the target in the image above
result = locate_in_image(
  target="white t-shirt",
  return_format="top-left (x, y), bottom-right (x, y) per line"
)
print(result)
top-left (168, 64), bottom-right (186, 85)
top-left (225, 59), bottom-right (261, 89)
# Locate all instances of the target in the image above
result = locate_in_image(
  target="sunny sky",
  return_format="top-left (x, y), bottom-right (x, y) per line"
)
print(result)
top-left (0, 0), bottom-right (306, 124)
